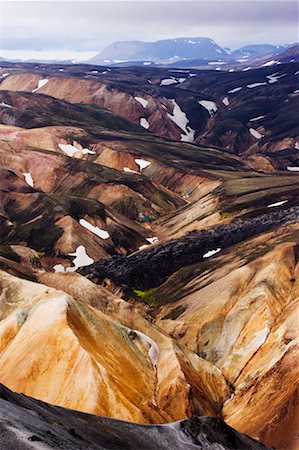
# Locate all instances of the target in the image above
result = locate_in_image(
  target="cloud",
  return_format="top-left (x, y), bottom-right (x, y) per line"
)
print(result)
top-left (1, 1), bottom-right (298, 59)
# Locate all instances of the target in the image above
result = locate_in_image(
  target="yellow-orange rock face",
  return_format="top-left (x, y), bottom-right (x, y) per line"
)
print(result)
top-left (0, 270), bottom-right (229, 424)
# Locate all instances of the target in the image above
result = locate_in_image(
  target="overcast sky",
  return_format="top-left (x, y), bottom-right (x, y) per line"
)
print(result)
top-left (1, 0), bottom-right (298, 60)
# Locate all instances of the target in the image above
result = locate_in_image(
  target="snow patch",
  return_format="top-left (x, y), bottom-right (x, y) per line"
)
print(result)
top-left (267, 200), bottom-right (288, 208)
top-left (0, 101), bottom-right (12, 108)
top-left (23, 172), bottom-right (34, 187)
top-left (250, 115), bottom-right (265, 122)
top-left (135, 158), bottom-right (151, 170)
top-left (32, 78), bottom-right (49, 93)
top-left (139, 244), bottom-right (150, 251)
top-left (208, 61), bottom-right (226, 65)
top-left (267, 73), bottom-right (286, 84)
top-left (67, 245), bottom-right (94, 271)
top-left (167, 99), bottom-right (195, 143)
top-left (140, 118), bottom-right (150, 129)
top-left (203, 248), bottom-right (221, 258)
top-left (198, 100), bottom-right (218, 116)
top-left (249, 128), bottom-right (264, 139)
top-left (222, 96), bottom-right (229, 106)
top-left (287, 166), bottom-right (299, 172)
top-left (53, 264), bottom-right (65, 273)
top-left (228, 87), bottom-right (242, 94)
top-left (82, 148), bottom-right (96, 155)
top-left (242, 67), bottom-right (251, 71)
top-left (123, 167), bottom-right (140, 174)
top-left (79, 218), bottom-right (110, 239)
top-left (58, 143), bottom-right (77, 157)
top-left (146, 237), bottom-right (158, 244)
top-left (133, 330), bottom-right (159, 366)
top-left (247, 82), bottom-right (267, 88)
top-left (134, 96), bottom-right (148, 108)
top-left (262, 60), bottom-right (280, 67)
top-left (160, 78), bottom-right (178, 86)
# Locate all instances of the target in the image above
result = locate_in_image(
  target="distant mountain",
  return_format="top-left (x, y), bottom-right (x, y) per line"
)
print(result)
top-left (231, 43), bottom-right (291, 59)
top-left (88, 37), bottom-right (228, 64)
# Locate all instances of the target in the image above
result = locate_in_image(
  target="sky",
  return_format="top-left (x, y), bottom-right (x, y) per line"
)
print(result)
top-left (1, 0), bottom-right (298, 61)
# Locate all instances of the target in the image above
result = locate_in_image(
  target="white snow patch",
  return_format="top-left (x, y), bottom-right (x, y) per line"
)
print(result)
top-left (222, 96), bottom-right (229, 106)
top-left (79, 218), bottom-right (110, 239)
top-left (135, 158), bottom-right (151, 170)
top-left (123, 167), bottom-right (140, 174)
top-left (228, 87), bottom-right (242, 94)
top-left (295, 142), bottom-right (299, 150)
top-left (267, 200), bottom-right (288, 208)
top-left (58, 68), bottom-right (64, 72)
top-left (67, 245), bottom-right (94, 271)
top-left (287, 166), bottom-right (299, 172)
top-left (134, 96), bottom-right (148, 108)
top-left (53, 264), bottom-right (65, 273)
top-left (262, 60), bottom-right (280, 67)
top-left (146, 237), bottom-right (158, 244)
top-left (250, 115), bottom-right (265, 122)
top-left (160, 78), bottom-right (178, 86)
top-left (140, 118), bottom-right (150, 129)
top-left (133, 330), bottom-right (159, 366)
top-left (189, 73), bottom-right (197, 77)
top-left (249, 128), bottom-right (264, 139)
top-left (58, 143), bottom-right (78, 157)
top-left (229, 69), bottom-right (235, 72)
top-left (0, 101), bottom-right (12, 108)
top-left (82, 148), bottom-right (96, 155)
top-left (198, 100), bottom-right (218, 116)
top-left (167, 99), bottom-right (195, 142)
top-left (242, 67), bottom-right (251, 71)
top-left (170, 70), bottom-right (190, 73)
top-left (247, 82), bottom-right (267, 88)
top-left (1, 73), bottom-right (9, 78)
top-left (91, 70), bottom-right (98, 74)
top-left (295, 71), bottom-right (299, 75)
top-left (203, 248), bottom-right (221, 258)
top-left (147, 79), bottom-right (152, 84)
top-left (143, 62), bottom-right (151, 65)
top-left (139, 244), bottom-right (150, 251)
top-left (178, 77), bottom-right (187, 83)
top-left (208, 61), bottom-right (226, 65)
top-left (23, 172), bottom-right (34, 187)
top-left (267, 73), bottom-right (286, 84)
top-left (32, 78), bottom-right (49, 93)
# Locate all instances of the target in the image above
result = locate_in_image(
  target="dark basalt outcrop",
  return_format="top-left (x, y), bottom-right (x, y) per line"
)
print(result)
top-left (0, 384), bottom-right (271, 450)
top-left (83, 206), bottom-right (299, 289)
